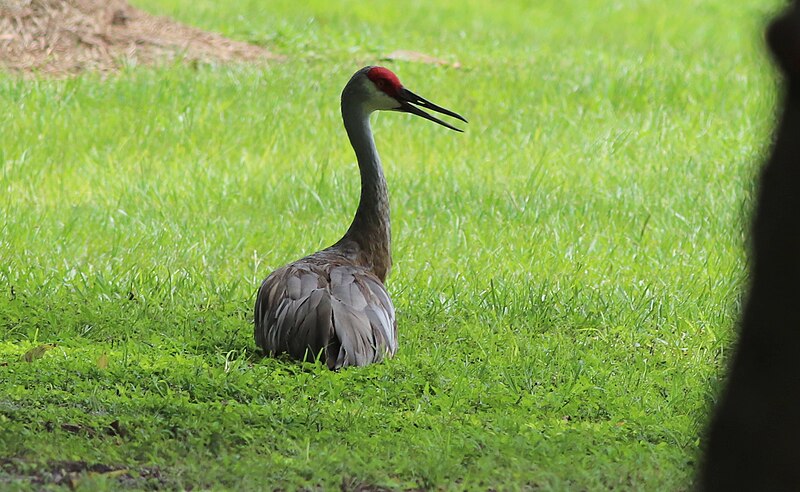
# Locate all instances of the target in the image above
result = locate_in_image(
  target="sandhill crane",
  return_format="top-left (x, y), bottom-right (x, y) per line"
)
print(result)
top-left (254, 66), bottom-right (466, 369)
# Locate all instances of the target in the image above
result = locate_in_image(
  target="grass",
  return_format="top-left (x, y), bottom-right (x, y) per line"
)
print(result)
top-left (0, 0), bottom-right (784, 489)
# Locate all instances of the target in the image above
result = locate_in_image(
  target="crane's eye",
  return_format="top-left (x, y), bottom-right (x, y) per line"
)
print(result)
top-left (376, 79), bottom-right (386, 88)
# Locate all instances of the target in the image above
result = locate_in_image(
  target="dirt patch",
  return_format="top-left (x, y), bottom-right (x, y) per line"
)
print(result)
top-left (0, 459), bottom-right (168, 489)
top-left (0, 0), bottom-right (281, 76)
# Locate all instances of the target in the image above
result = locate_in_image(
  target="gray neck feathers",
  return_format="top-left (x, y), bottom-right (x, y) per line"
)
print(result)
top-left (337, 92), bottom-right (392, 280)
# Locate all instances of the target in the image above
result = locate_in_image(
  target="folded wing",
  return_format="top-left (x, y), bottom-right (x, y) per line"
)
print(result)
top-left (255, 259), bottom-right (397, 369)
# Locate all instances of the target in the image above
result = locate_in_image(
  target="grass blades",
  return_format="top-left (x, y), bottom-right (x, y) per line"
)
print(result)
top-left (0, 0), bottom-right (784, 489)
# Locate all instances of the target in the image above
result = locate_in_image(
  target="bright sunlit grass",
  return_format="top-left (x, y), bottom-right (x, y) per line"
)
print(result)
top-left (0, 0), bottom-right (784, 489)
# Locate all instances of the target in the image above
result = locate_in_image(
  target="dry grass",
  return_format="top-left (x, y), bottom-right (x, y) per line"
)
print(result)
top-left (0, 0), bottom-right (281, 75)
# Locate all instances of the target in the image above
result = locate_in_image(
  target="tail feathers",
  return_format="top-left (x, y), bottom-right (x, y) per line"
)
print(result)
top-left (330, 297), bottom-right (375, 369)
top-left (255, 263), bottom-right (397, 369)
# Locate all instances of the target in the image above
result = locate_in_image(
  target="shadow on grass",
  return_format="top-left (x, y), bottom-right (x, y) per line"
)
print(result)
top-left (700, 1), bottom-right (800, 490)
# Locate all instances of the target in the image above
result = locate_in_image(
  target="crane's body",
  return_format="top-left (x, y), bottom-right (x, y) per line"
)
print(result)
top-left (254, 66), bottom-right (466, 369)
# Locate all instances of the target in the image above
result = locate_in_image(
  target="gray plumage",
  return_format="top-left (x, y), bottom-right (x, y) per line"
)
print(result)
top-left (254, 66), bottom-right (466, 369)
top-left (255, 249), bottom-right (397, 370)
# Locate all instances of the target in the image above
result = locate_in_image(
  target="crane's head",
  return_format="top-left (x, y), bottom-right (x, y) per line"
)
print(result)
top-left (345, 66), bottom-right (467, 132)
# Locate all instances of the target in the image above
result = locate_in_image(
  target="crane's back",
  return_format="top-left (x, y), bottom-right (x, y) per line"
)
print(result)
top-left (254, 250), bottom-right (398, 369)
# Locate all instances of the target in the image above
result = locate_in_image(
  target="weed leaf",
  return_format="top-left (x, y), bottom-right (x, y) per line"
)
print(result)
top-left (21, 344), bottom-right (56, 362)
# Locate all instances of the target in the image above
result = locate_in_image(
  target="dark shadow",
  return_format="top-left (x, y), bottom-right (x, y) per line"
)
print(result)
top-left (699, 2), bottom-right (800, 490)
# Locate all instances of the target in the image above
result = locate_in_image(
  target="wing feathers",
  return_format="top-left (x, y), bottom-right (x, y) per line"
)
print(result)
top-left (254, 256), bottom-right (397, 369)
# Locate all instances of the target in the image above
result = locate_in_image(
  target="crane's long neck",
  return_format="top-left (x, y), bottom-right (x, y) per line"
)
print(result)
top-left (337, 100), bottom-right (391, 280)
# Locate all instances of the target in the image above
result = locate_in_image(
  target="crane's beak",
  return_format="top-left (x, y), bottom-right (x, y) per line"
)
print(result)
top-left (395, 88), bottom-right (468, 132)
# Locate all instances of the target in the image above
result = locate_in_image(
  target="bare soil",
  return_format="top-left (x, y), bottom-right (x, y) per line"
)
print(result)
top-left (0, 458), bottom-right (169, 489)
top-left (0, 0), bottom-right (281, 76)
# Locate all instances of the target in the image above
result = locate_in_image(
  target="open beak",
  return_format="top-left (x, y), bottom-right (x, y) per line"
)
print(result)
top-left (395, 88), bottom-right (468, 132)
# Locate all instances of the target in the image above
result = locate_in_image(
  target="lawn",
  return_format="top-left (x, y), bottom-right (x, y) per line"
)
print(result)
top-left (0, 0), bottom-right (784, 489)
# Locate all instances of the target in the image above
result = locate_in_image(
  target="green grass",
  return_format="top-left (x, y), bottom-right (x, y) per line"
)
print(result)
top-left (0, 0), bottom-right (784, 489)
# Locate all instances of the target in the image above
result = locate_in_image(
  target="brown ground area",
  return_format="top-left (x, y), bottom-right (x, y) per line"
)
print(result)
top-left (0, 0), bottom-right (281, 76)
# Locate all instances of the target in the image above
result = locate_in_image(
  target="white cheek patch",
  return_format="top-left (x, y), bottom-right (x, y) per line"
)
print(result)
top-left (363, 80), bottom-right (402, 111)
